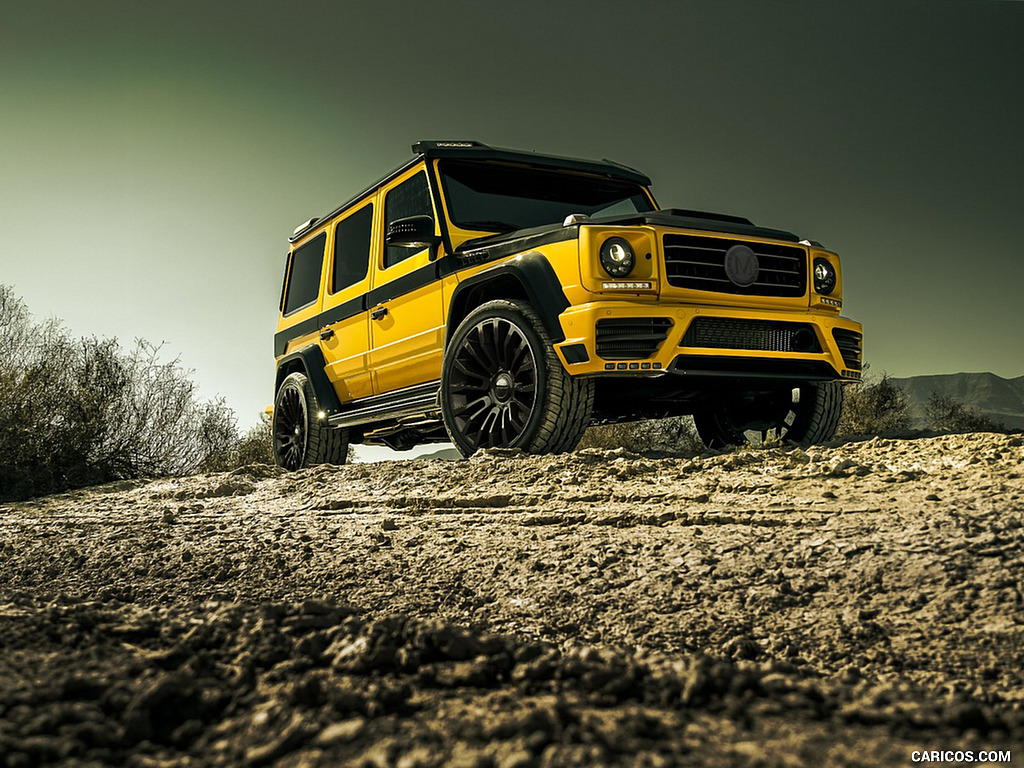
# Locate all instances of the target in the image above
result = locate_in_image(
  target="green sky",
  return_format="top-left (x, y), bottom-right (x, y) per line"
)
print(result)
top-left (2, 0), bottom-right (1022, 431)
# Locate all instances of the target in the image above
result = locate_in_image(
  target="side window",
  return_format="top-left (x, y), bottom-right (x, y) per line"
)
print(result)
top-left (283, 232), bottom-right (326, 315)
top-left (332, 204), bottom-right (373, 293)
top-left (384, 172), bottom-right (433, 268)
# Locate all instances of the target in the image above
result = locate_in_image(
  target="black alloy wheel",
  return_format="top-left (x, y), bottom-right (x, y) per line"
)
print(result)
top-left (693, 381), bottom-right (844, 449)
top-left (274, 376), bottom-right (308, 470)
top-left (441, 300), bottom-right (593, 457)
top-left (446, 315), bottom-right (539, 450)
top-left (272, 372), bottom-right (349, 469)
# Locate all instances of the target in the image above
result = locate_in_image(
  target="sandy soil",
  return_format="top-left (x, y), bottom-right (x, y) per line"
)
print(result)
top-left (1, 432), bottom-right (1022, 767)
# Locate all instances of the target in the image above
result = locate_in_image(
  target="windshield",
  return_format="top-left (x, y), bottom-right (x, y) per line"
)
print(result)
top-left (439, 160), bottom-right (655, 233)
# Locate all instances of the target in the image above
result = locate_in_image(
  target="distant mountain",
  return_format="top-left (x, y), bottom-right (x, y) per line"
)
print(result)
top-left (889, 372), bottom-right (1024, 430)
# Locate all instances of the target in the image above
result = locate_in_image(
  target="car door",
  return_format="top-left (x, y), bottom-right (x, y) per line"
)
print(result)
top-left (318, 199), bottom-right (375, 403)
top-left (368, 167), bottom-right (444, 395)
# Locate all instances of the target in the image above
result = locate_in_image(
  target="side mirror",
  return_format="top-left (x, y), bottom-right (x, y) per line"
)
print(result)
top-left (386, 215), bottom-right (442, 251)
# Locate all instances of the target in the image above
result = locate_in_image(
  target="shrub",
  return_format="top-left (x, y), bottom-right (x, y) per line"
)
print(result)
top-left (578, 416), bottom-right (703, 455)
top-left (925, 392), bottom-right (1004, 433)
top-left (233, 415), bottom-right (276, 467)
top-left (836, 372), bottom-right (912, 436)
top-left (0, 285), bottom-right (241, 501)
top-left (202, 414), bottom-right (276, 471)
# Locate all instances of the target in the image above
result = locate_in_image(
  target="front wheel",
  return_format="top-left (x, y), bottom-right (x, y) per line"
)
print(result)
top-left (272, 372), bottom-right (349, 470)
top-left (441, 300), bottom-right (594, 457)
top-left (694, 381), bottom-right (844, 449)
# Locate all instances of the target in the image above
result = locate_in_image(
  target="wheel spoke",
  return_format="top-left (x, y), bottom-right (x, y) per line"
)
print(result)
top-left (274, 386), bottom-right (307, 470)
top-left (498, 321), bottom-right (519, 368)
top-left (508, 338), bottom-right (530, 374)
top-left (453, 357), bottom-right (489, 383)
top-left (453, 394), bottom-right (491, 420)
top-left (478, 320), bottom-right (500, 371)
top-left (446, 314), bottom-right (542, 451)
top-left (508, 399), bottom-right (529, 429)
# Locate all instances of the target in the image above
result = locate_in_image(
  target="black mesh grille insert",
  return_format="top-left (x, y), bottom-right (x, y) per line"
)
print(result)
top-left (596, 317), bottom-right (673, 360)
top-left (832, 328), bottom-right (863, 370)
top-left (681, 317), bottom-right (822, 354)
top-left (663, 234), bottom-right (807, 296)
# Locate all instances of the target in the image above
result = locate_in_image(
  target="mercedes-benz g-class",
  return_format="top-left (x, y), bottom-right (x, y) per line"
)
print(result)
top-left (272, 141), bottom-right (862, 468)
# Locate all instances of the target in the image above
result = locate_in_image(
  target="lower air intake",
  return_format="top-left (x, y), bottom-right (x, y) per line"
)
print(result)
top-left (596, 317), bottom-right (673, 360)
top-left (682, 317), bottom-right (822, 353)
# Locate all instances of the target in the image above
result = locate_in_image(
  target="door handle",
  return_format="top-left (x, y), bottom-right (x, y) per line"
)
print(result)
top-left (319, 328), bottom-right (335, 341)
top-left (371, 305), bottom-right (389, 321)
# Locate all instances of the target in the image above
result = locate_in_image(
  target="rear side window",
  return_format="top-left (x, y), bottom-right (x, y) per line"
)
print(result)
top-left (332, 204), bottom-right (373, 293)
top-left (384, 172), bottom-right (433, 268)
top-left (283, 232), bottom-right (326, 314)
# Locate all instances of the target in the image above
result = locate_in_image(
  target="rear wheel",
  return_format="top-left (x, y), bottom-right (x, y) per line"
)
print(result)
top-left (441, 300), bottom-right (593, 456)
top-left (273, 372), bottom-right (349, 469)
top-left (694, 381), bottom-right (844, 449)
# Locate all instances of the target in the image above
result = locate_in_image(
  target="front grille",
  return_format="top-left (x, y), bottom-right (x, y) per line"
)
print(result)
top-left (596, 317), bottom-right (673, 360)
top-left (663, 234), bottom-right (807, 297)
top-left (682, 317), bottom-right (822, 353)
top-left (832, 328), bottom-right (863, 370)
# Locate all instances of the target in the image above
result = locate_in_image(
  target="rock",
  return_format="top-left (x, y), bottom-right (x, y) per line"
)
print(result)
top-left (314, 717), bottom-right (366, 747)
top-left (244, 713), bottom-right (313, 766)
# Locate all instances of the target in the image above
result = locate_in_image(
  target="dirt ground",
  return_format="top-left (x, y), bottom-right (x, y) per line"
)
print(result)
top-left (1, 432), bottom-right (1022, 767)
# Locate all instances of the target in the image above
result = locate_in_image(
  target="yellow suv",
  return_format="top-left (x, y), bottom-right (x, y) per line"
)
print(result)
top-left (272, 141), bottom-right (862, 468)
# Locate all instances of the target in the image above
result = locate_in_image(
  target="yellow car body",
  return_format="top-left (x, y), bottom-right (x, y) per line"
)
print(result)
top-left (272, 141), bottom-right (862, 467)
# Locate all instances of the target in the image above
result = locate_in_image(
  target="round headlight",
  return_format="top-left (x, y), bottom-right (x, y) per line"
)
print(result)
top-left (600, 237), bottom-right (636, 278)
top-left (813, 258), bottom-right (836, 295)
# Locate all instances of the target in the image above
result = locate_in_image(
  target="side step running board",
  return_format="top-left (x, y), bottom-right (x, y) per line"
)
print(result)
top-left (327, 381), bottom-right (441, 428)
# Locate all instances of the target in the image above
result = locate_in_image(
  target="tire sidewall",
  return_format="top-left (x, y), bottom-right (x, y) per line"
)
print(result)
top-left (695, 382), bottom-right (842, 448)
top-left (441, 301), bottom-right (550, 456)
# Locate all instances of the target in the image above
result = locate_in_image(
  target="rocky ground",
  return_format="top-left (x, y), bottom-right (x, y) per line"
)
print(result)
top-left (1, 432), bottom-right (1022, 767)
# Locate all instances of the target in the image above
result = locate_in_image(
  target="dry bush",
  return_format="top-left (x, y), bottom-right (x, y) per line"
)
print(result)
top-left (926, 392), bottom-right (1005, 433)
top-left (233, 416), bottom-right (276, 466)
top-left (836, 372), bottom-right (912, 437)
top-left (578, 416), bottom-right (703, 455)
top-left (203, 414), bottom-right (275, 471)
top-left (0, 285), bottom-right (240, 501)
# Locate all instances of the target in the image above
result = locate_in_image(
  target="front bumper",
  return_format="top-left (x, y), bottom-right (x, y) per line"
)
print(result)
top-left (554, 301), bottom-right (862, 382)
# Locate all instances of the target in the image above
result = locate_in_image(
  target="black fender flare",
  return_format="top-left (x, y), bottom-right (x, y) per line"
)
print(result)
top-left (446, 252), bottom-right (570, 344)
top-left (274, 345), bottom-right (343, 416)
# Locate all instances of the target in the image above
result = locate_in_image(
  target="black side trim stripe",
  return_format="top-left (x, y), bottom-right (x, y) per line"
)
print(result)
top-left (367, 260), bottom-right (439, 306)
top-left (274, 262), bottom-right (441, 357)
top-left (273, 237), bottom-right (575, 356)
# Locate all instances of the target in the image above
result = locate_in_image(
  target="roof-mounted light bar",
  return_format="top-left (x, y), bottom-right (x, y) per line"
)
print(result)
top-left (412, 140), bottom-right (489, 154)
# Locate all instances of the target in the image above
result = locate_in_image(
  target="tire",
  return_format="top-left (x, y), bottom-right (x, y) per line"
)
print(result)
top-left (272, 372), bottom-right (349, 470)
top-left (441, 300), bottom-right (594, 457)
top-left (693, 381), bottom-right (844, 449)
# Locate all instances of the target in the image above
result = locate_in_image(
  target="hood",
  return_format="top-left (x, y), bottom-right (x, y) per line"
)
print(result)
top-left (593, 208), bottom-right (801, 243)
top-left (453, 208), bottom-right (802, 266)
